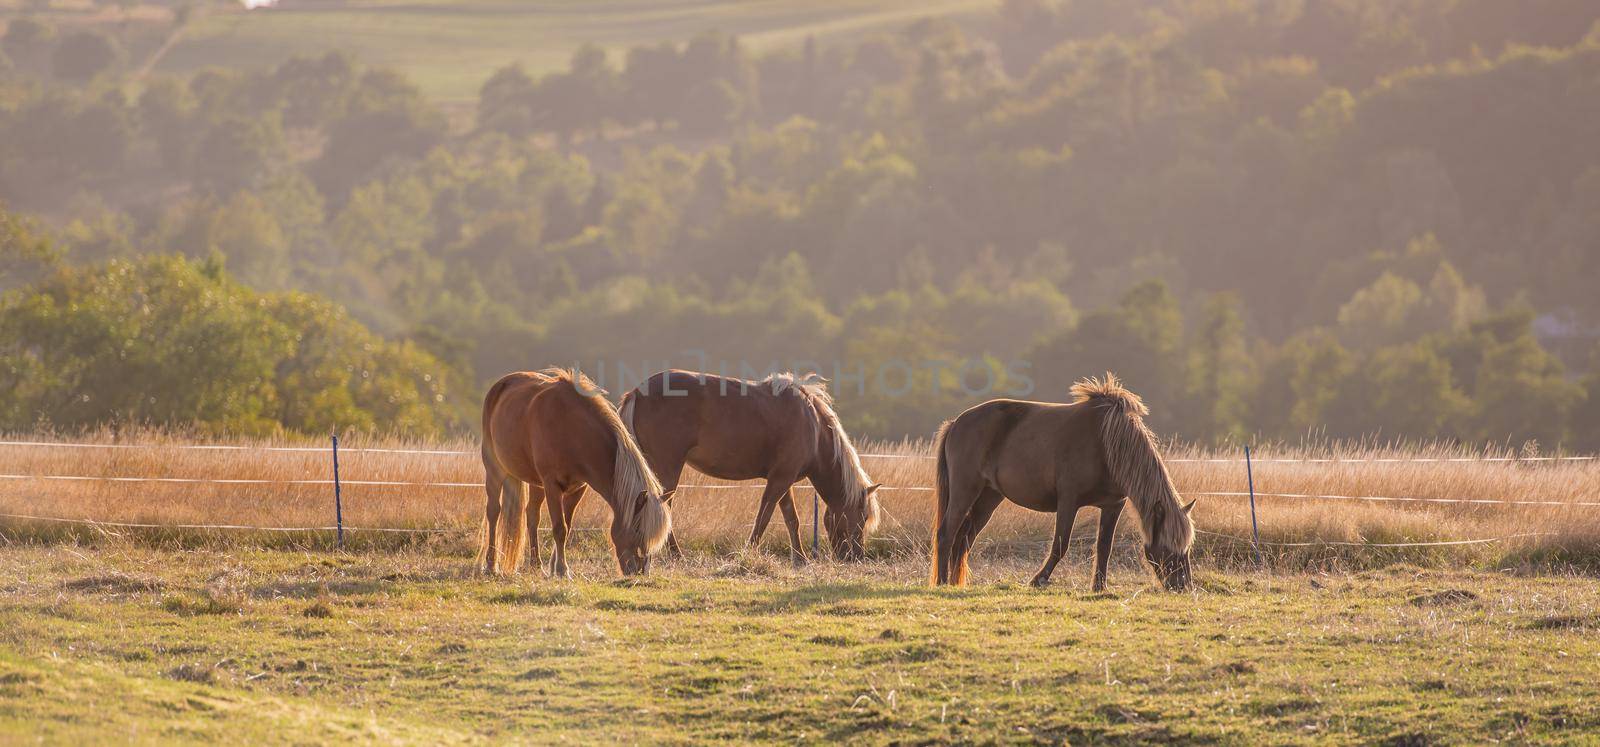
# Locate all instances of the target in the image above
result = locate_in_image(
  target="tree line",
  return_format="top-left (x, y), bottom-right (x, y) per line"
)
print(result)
top-left (1, 0), bottom-right (1598, 448)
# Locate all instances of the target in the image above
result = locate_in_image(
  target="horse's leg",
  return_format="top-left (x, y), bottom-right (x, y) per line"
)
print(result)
top-left (547, 481), bottom-right (574, 579)
top-left (777, 488), bottom-right (806, 565)
top-left (936, 473), bottom-right (985, 586)
top-left (1091, 500), bottom-right (1126, 592)
top-left (746, 479), bottom-right (795, 554)
top-left (523, 482), bottom-right (545, 572)
top-left (1030, 499), bottom-right (1080, 588)
top-left (480, 459), bottom-right (504, 575)
top-left (656, 464), bottom-right (687, 559)
top-left (561, 485), bottom-right (585, 526)
top-left (950, 487), bottom-right (1004, 584)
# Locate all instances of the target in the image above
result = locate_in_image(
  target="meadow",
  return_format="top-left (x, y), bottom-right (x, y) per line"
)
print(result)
top-left (3, 545), bottom-right (1600, 743)
top-left (2, 434), bottom-right (1600, 742)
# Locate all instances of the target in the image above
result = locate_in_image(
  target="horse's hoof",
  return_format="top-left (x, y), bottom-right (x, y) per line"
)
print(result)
top-left (1029, 577), bottom-right (1051, 589)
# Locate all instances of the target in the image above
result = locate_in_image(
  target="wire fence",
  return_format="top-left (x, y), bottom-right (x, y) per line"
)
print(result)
top-left (1, 437), bottom-right (1595, 549)
top-left (3, 439), bottom-right (1595, 463)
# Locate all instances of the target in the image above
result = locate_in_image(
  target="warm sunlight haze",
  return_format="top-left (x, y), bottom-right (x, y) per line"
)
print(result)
top-left (2, 0), bottom-right (1599, 743)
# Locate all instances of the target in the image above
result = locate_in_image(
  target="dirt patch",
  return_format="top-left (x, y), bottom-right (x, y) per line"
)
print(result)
top-left (1407, 589), bottom-right (1478, 606)
top-left (1218, 661), bottom-right (1257, 675)
top-left (1380, 733), bottom-right (1434, 747)
top-left (61, 574), bottom-right (164, 594)
top-left (301, 601), bottom-right (333, 618)
top-left (807, 634), bottom-right (853, 646)
top-left (161, 592), bottom-right (244, 616)
top-left (490, 587), bottom-right (579, 606)
top-left (1526, 614), bottom-right (1598, 630)
top-left (164, 663), bottom-right (217, 684)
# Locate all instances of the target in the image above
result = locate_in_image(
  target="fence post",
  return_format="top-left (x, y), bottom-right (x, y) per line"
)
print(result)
top-left (812, 489), bottom-right (819, 556)
top-left (332, 434), bottom-right (344, 549)
top-left (1245, 444), bottom-right (1261, 566)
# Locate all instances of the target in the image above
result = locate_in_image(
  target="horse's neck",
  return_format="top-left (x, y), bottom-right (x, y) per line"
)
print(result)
top-left (807, 430), bottom-right (854, 503)
top-left (577, 422), bottom-right (621, 504)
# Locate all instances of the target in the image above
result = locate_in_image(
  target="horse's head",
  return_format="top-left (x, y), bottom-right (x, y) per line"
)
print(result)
top-left (611, 488), bottom-right (673, 575)
top-left (823, 484), bottom-right (882, 561)
top-left (1142, 499), bottom-right (1196, 591)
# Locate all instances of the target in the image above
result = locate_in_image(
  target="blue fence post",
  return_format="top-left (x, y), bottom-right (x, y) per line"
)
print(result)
top-left (1245, 444), bottom-right (1261, 566)
top-left (332, 434), bottom-right (344, 549)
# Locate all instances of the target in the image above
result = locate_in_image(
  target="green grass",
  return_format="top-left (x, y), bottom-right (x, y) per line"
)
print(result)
top-left (3, 542), bottom-right (1600, 743)
top-left (147, 0), bottom-right (991, 104)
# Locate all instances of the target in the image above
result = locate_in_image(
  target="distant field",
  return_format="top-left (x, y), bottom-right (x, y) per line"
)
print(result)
top-left (3, 0), bottom-right (993, 104)
top-left (3, 545), bottom-right (1599, 743)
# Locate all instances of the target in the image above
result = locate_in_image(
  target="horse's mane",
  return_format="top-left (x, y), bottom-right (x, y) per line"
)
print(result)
top-left (540, 368), bottom-right (668, 546)
top-left (763, 372), bottom-right (879, 527)
top-left (1071, 373), bottom-right (1192, 554)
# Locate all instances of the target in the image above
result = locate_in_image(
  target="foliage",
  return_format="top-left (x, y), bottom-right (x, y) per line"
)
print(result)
top-left (0, 253), bottom-right (463, 436)
top-left (2, 1), bottom-right (1600, 447)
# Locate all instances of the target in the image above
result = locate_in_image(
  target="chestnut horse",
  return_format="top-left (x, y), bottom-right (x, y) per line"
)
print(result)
top-left (620, 370), bottom-right (881, 561)
top-left (479, 368), bottom-right (673, 577)
top-left (931, 373), bottom-right (1195, 591)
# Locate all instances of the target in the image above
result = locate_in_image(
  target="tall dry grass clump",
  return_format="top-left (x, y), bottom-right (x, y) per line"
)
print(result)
top-left (1, 429), bottom-right (1596, 570)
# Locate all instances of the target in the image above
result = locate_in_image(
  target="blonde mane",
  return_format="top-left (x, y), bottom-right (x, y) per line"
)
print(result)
top-left (1071, 373), bottom-right (1192, 554)
top-left (541, 368), bottom-right (670, 550)
top-left (763, 372), bottom-right (879, 530)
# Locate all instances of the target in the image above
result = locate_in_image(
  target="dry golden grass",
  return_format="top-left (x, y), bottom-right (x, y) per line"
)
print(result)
top-left (1, 429), bottom-right (1597, 571)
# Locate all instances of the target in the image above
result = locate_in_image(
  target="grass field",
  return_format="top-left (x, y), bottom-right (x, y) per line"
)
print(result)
top-left (3, 0), bottom-right (994, 105)
top-left (2, 434), bottom-right (1599, 742)
top-left (3, 543), bottom-right (1600, 743)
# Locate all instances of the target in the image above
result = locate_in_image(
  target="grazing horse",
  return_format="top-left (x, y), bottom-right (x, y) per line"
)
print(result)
top-left (619, 370), bottom-right (882, 561)
top-left (479, 368), bottom-right (673, 577)
top-left (931, 373), bottom-right (1195, 591)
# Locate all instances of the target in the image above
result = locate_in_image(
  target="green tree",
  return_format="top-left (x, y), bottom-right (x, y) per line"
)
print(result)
top-left (1027, 280), bottom-right (1185, 430)
top-left (477, 63), bottom-right (538, 135)
top-left (0, 255), bottom-right (460, 435)
top-left (1, 17), bottom-right (55, 75)
top-left (191, 115), bottom-right (287, 195)
top-left (1183, 293), bottom-right (1254, 443)
top-left (1436, 306), bottom-right (1585, 445)
top-left (0, 203), bottom-right (61, 291)
top-left (50, 31), bottom-right (121, 82)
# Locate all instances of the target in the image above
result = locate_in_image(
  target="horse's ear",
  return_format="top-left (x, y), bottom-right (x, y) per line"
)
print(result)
top-left (866, 483), bottom-right (883, 495)
top-left (634, 491), bottom-right (649, 517)
top-left (1182, 499), bottom-right (1197, 515)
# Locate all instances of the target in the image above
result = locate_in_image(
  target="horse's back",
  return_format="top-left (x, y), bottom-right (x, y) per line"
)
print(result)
top-left (628, 369), bottom-right (815, 479)
top-left (944, 398), bottom-right (1108, 511)
top-left (482, 371), bottom-right (584, 481)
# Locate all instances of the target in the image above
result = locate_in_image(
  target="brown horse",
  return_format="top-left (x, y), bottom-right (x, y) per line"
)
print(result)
top-left (620, 370), bottom-right (882, 561)
top-left (479, 368), bottom-right (673, 577)
top-left (931, 373), bottom-right (1195, 591)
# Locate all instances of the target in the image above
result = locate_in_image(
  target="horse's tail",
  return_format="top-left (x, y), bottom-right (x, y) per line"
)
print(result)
top-left (497, 477), bottom-right (528, 572)
top-left (1073, 373), bottom-right (1193, 553)
top-left (930, 420), bottom-right (952, 586)
top-left (480, 375), bottom-right (529, 573)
